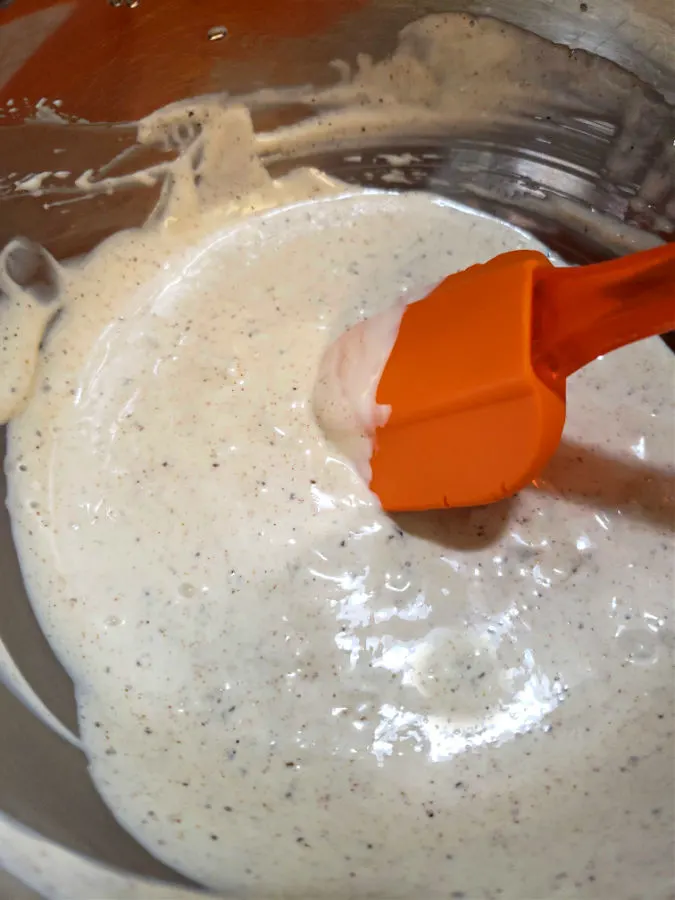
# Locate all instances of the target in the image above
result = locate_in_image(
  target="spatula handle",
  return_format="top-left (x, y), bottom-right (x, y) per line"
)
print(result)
top-left (531, 242), bottom-right (675, 382)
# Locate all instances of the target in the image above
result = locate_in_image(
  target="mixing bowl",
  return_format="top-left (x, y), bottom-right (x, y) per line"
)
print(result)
top-left (0, 1), bottom-right (673, 897)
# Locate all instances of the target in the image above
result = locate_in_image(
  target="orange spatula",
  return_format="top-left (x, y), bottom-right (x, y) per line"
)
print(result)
top-left (319, 243), bottom-right (675, 511)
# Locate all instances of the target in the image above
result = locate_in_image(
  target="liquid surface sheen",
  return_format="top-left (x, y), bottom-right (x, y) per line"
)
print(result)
top-left (3, 105), bottom-right (674, 900)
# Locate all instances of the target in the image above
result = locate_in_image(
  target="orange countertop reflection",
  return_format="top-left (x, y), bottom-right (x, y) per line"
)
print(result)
top-left (0, 0), bottom-right (368, 122)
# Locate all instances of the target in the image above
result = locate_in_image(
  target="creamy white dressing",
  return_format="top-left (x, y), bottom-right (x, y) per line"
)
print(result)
top-left (0, 12), bottom-right (673, 900)
top-left (312, 298), bottom-right (408, 482)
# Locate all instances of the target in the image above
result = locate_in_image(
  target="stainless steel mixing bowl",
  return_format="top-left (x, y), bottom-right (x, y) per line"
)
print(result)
top-left (0, 1), bottom-right (673, 897)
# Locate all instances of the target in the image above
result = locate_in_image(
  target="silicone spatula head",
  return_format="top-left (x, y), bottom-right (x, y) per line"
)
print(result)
top-left (372, 250), bottom-right (566, 510)
top-left (315, 243), bottom-right (675, 512)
